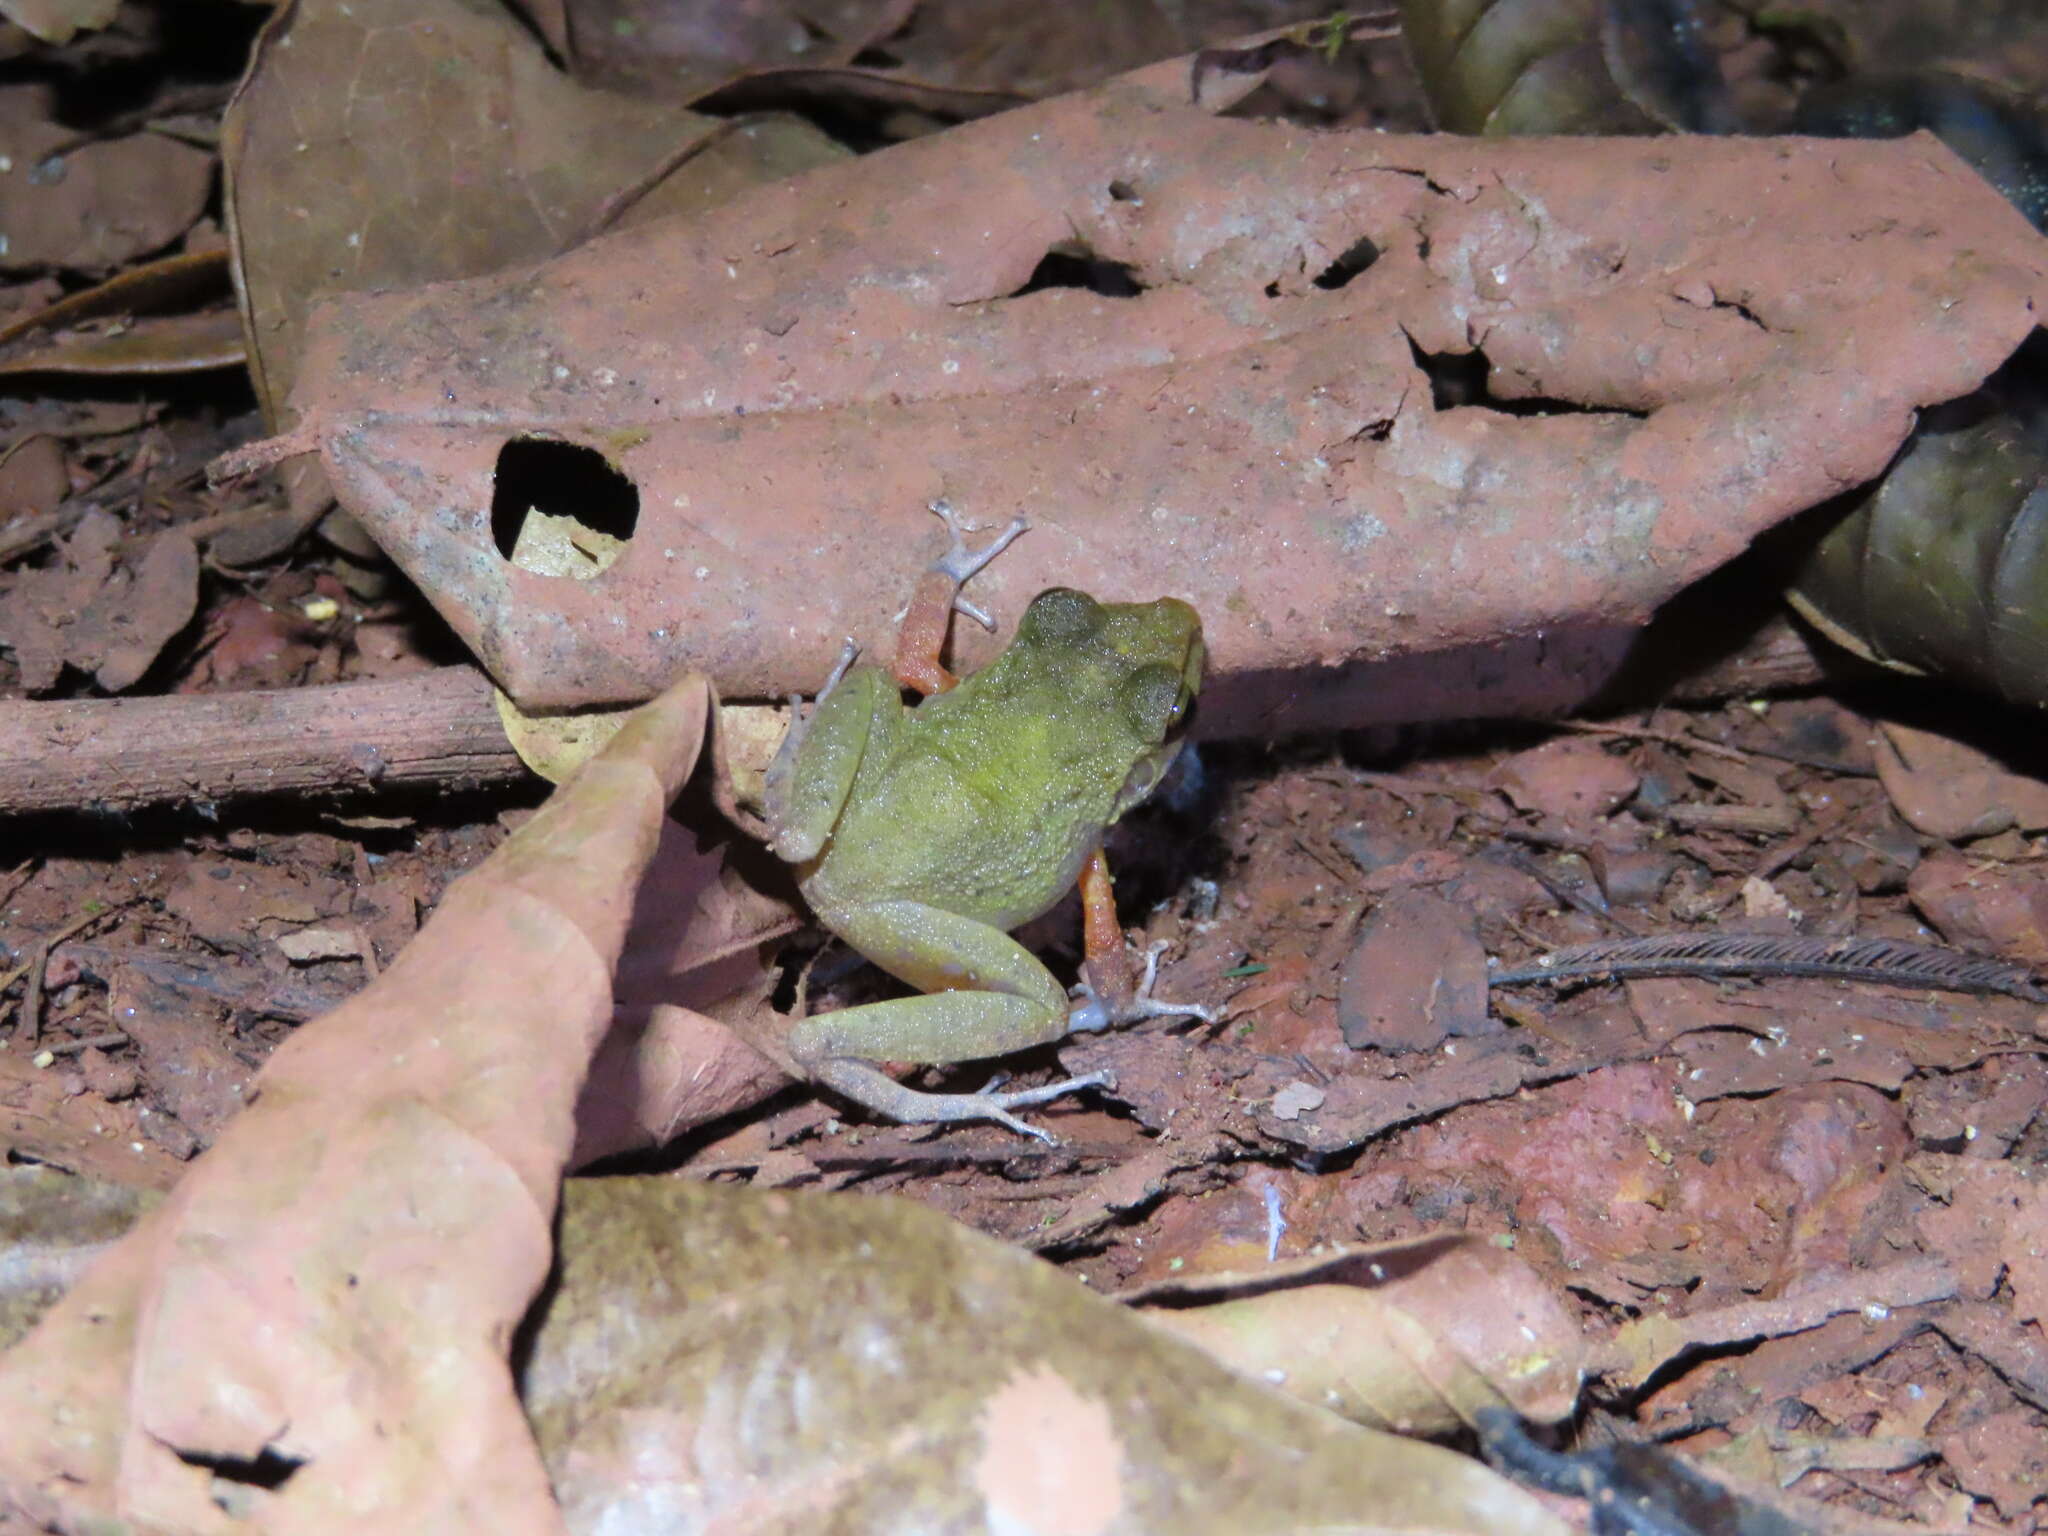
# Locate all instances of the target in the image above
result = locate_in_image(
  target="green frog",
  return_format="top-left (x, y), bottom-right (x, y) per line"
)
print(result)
top-left (741, 505), bottom-right (1211, 1139)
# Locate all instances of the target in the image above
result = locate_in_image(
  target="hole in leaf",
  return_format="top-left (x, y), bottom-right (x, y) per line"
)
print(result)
top-left (1411, 339), bottom-right (1490, 411)
top-left (491, 437), bottom-right (639, 579)
top-left (1010, 243), bottom-right (1144, 299)
top-left (1406, 338), bottom-right (1647, 420)
top-left (1311, 236), bottom-right (1380, 290)
top-left (1107, 179), bottom-right (1140, 203)
top-left (178, 1444), bottom-right (304, 1492)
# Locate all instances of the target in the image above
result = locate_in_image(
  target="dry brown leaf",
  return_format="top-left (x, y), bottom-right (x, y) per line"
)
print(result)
top-left (259, 49), bottom-right (2048, 726)
top-left (526, 1178), bottom-right (1574, 1535)
top-left (0, 508), bottom-right (198, 694)
top-left (1875, 719), bottom-right (2048, 839)
top-left (1909, 848), bottom-right (2048, 968)
top-left (0, 678), bottom-right (713, 1534)
top-left (2, 1168), bottom-right (1574, 1534)
top-left (0, 432), bottom-right (68, 516)
top-left (561, 0), bottom-right (909, 97)
top-left (0, 247), bottom-right (239, 376)
top-left (1338, 887), bottom-right (1492, 1052)
top-left (571, 814), bottom-right (797, 1165)
top-left (1600, 1257), bottom-right (1960, 1394)
top-left (0, 83), bottom-right (212, 273)
top-left (221, 0), bottom-right (838, 434)
top-left (0, 309), bottom-right (245, 376)
top-left (0, 247), bottom-right (228, 348)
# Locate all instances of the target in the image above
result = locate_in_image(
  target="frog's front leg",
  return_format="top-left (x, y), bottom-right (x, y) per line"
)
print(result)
top-left (762, 660), bottom-right (887, 865)
top-left (790, 900), bottom-right (1112, 1140)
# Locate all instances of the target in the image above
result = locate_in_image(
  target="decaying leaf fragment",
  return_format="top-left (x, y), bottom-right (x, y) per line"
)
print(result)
top-left (0, 508), bottom-right (199, 694)
top-left (527, 1178), bottom-right (1573, 1535)
top-left (264, 46), bottom-right (2048, 732)
top-left (1121, 1233), bottom-right (1588, 1436)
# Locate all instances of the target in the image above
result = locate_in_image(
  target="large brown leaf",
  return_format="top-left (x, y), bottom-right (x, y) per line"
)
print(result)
top-left (0, 678), bottom-right (732, 1534)
top-left (527, 1178), bottom-right (1572, 1535)
top-left (259, 48), bottom-right (2048, 730)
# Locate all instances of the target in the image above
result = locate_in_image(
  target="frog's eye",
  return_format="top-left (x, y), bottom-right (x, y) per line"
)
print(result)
top-left (1119, 663), bottom-right (1190, 740)
top-left (1020, 588), bottom-right (1103, 647)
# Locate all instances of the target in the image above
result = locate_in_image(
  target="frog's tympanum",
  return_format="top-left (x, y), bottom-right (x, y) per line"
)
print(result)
top-left (753, 506), bottom-right (1210, 1139)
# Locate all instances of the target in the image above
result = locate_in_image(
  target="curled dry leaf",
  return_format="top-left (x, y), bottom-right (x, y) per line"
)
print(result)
top-left (526, 1178), bottom-right (1573, 1536)
top-left (0, 310), bottom-right (245, 377)
top-left (1121, 1233), bottom-right (1587, 1436)
top-left (0, 247), bottom-right (230, 350)
top-left (0, 678), bottom-right (720, 1535)
top-left (256, 47), bottom-right (2048, 729)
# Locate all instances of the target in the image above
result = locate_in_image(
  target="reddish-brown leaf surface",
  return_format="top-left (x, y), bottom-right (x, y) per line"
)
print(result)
top-left (268, 60), bottom-right (2047, 722)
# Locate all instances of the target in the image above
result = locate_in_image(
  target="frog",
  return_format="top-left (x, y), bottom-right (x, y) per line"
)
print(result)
top-left (727, 503), bottom-right (1213, 1140)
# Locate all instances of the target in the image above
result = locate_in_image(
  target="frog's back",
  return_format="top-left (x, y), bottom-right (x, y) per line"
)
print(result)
top-left (803, 690), bottom-right (1123, 932)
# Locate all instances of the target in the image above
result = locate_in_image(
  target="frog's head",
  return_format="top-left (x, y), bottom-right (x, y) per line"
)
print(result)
top-left (1016, 587), bottom-right (1204, 820)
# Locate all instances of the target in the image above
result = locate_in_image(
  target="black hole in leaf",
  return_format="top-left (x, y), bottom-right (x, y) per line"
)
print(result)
top-left (1406, 338), bottom-right (1646, 419)
top-left (1108, 179), bottom-right (1140, 202)
top-left (490, 437), bottom-right (639, 567)
top-left (1410, 338), bottom-right (1489, 411)
top-left (178, 1445), bottom-right (304, 1491)
top-left (1010, 246), bottom-right (1144, 299)
top-left (1312, 236), bottom-right (1380, 290)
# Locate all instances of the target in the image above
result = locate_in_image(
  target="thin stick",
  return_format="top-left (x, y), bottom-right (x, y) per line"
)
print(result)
top-left (41, 1030), bottom-right (130, 1055)
top-left (0, 665), bottom-right (525, 814)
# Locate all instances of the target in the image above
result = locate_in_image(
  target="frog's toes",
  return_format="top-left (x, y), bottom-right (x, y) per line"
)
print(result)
top-left (964, 1068), bottom-right (1117, 1142)
top-left (815, 638), bottom-right (861, 700)
top-left (1124, 940), bottom-right (1221, 1024)
top-left (809, 1057), bottom-right (1111, 1143)
top-left (927, 498), bottom-right (1030, 594)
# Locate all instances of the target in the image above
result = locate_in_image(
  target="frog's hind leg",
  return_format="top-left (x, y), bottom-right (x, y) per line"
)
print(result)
top-left (789, 900), bottom-right (1108, 1140)
top-left (792, 901), bottom-right (1073, 1063)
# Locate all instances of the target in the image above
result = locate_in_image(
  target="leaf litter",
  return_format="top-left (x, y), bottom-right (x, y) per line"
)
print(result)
top-left (5, 1), bottom-right (2048, 1532)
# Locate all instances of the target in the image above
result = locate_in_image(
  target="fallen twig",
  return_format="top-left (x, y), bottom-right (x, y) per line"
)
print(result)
top-left (0, 665), bottom-right (525, 815)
